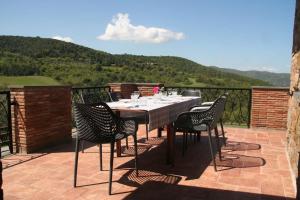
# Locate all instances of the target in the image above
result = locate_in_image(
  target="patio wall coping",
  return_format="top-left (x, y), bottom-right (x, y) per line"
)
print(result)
top-left (251, 86), bottom-right (290, 90)
top-left (8, 85), bottom-right (71, 89)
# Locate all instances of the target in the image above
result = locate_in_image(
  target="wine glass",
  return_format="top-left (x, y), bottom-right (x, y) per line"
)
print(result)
top-left (171, 89), bottom-right (178, 96)
top-left (131, 91), bottom-right (140, 106)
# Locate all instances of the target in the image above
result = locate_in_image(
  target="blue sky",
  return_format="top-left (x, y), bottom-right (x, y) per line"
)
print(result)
top-left (0, 0), bottom-right (296, 73)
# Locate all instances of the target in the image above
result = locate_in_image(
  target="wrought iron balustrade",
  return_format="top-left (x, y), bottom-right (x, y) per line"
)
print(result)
top-left (0, 91), bottom-right (13, 156)
top-left (165, 86), bottom-right (252, 127)
top-left (72, 86), bottom-right (111, 103)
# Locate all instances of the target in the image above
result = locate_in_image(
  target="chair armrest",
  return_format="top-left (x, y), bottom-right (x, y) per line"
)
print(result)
top-left (189, 102), bottom-right (213, 110)
top-left (201, 101), bottom-right (214, 106)
top-left (190, 106), bottom-right (210, 111)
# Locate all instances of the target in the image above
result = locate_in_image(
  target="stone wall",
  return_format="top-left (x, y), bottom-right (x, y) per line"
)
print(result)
top-left (287, 0), bottom-right (300, 195)
top-left (10, 86), bottom-right (72, 153)
top-left (251, 87), bottom-right (289, 129)
top-left (0, 156), bottom-right (2, 199)
top-left (108, 83), bottom-right (163, 98)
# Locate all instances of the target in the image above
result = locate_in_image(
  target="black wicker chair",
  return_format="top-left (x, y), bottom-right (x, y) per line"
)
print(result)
top-left (174, 96), bottom-right (226, 171)
top-left (190, 93), bottom-right (228, 145)
top-left (180, 89), bottom-right (202, 143)
top-left (79, 92), bottom-right (111, 152)
top-left (73, 102), bottom-right (139, 195)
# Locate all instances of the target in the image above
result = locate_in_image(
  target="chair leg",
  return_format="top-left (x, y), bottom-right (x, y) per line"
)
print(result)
top-left (133, 135), bottom-right (139, 176)
top-left (182, 132), bottom-right (186, 156)
top-left (74, 139), bottom-right (80, 187)
top-left (99, 144), bottom-right (103, 171)
top-left (214, 127), bottom-right (222, 161)
top-left (185, 132), bottom-right (188, 151)
top-left (197, 131), bottom-right (201, 143)
top-left (81, 140), bottom-right (85, 153)
top-left (207, 127), bottom-right (217, 171)
top-left (220, 119), bottom-right (226, 146)
top-left (145, 123), bottom-right (149, 140)
top-left (194, 133), bottom-right (197, 144)
top-left (157, 127), bottom-right (162, 137)
top-left (109, 142), bottom-right (115, 195)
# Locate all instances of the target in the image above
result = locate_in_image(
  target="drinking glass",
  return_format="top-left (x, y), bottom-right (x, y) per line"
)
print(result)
top-left (131, 91), bottom-right (140, 106)
top-left (162, 91), bottom-right (168, 97)
top-left (171, 89), bottom-right (178, 96)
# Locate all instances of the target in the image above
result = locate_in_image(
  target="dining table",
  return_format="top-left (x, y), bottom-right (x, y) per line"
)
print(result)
top-left (106, 94), bottom-right (201, 165)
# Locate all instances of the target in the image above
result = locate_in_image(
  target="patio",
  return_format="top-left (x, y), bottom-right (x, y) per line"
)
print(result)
top-left (2, 126), bottom-right (295, 200)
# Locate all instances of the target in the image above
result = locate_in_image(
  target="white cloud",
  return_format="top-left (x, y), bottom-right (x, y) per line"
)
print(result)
top-left (52, 36), bottom-right (73, 43)
top-left (97, 13), bottom-right (184, 43)
top-left (260, 66), bottom-right (276, 72)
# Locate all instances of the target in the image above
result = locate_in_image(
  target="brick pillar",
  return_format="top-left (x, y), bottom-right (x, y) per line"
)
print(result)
top-left (108, 83), bottom-right (163, 98)
top-left (136, 83), bottom-right (164, 96)
top-left (251, 87), bottom-right (289, 129)
top-left (10, 86), bottom-right (72, 153)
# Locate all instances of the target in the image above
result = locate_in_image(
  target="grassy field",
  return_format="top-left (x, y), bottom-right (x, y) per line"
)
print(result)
top-left (0, 76), bottom-right (60, 89)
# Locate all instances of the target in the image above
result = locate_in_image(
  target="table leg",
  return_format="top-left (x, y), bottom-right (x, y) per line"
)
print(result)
top-left (157, 127), bottom-right (162, 137)
top-left (116, 140), bottom-right (122, 157)
top-left (166, 123), bottom-right (175, 165)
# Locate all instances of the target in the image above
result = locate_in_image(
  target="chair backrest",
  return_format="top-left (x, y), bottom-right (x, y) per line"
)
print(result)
top-left (74, 102), bottom-right (118, 143)
top-left (207, 96), bottom-right (226, 128)
top-left (181, 90), bottom-right (201, 97)
top-left (220, 93), bottom-right (228, 113)
top-left (191, 96), bottom-right (226, 129)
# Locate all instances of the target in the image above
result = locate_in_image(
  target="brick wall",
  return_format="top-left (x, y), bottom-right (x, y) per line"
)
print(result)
top-left (251, 87), bottom-right (289, 129)
top-left (137, 83), bottom-right (164, 96)
top-left (0, 157), bottom-right (2, 199)
top-left (108, 83), bottom-right (163, 98)
top-left (10, 86), bottom-right (72, 153)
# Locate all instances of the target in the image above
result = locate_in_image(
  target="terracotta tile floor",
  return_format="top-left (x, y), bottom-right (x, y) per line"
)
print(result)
top-left (2, 127), bottom-right (296, 200)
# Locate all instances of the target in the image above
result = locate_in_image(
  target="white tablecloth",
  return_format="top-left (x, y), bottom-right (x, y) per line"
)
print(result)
top-left (107, 96), bottom-right (201, 131)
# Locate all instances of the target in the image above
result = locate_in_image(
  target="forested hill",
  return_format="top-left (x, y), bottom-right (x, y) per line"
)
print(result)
top-left (212, 67), bottom-right (290, 87)
top-left (0, 35), bottom-right (270, 87)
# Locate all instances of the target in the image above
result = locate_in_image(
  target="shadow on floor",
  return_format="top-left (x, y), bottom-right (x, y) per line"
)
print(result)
top-left (222, 141), bottom-right (261, 152)
top-left (117, 135), bottom-right (265, 182)
top-left (122, 181), bottom-right (293, 200)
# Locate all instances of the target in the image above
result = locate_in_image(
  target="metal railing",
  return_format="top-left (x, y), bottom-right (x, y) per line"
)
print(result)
top-left (72, 86), bottom-right (111, 103)
top-left (71, 85), bottom-right (252, 127)
top-left (0, 91), bottom-right (13, 156)
top-left (165, 86), bottom-right (252, 127)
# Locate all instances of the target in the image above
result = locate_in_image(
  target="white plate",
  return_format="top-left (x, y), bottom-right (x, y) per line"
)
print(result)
top-left (119, 99), bottom-right (131, 103)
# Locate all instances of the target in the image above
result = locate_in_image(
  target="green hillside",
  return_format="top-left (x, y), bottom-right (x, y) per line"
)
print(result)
top-left (0, 35), bottom-right (270, 88)
top-left (0, 76), bottom-right (60, 89)
top-left (212, 67), bottom-right (290, 87)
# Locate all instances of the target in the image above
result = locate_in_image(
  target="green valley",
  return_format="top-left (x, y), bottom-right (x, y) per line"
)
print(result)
top-left (0, 36), bottom-right (271, 88)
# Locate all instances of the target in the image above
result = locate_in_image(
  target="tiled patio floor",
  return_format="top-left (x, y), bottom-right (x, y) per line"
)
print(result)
top-left (2, 127), bottom-right (296, 200)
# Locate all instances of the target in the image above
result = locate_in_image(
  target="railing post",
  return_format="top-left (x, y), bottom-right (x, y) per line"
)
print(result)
top-left (6, 92), bottom-right (13, 153)
top-left (247, 89), bottom-right (252, 128)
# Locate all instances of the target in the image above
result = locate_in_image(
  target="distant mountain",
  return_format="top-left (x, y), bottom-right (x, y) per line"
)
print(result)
top-left (211, 67), bottom-right (290, 87)
top-left (0, 35), bottom-right (270, 88)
